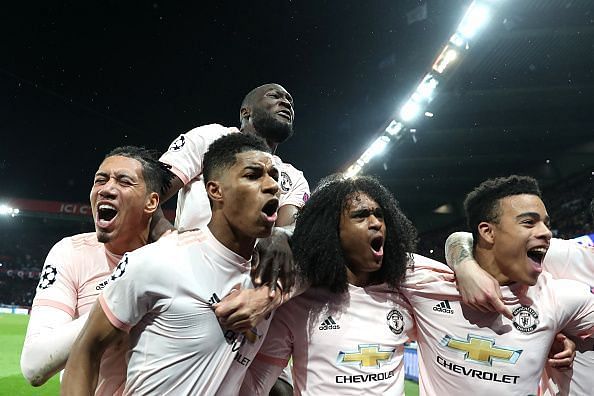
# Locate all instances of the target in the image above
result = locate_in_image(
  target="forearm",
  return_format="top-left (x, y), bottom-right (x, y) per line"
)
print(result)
top-left (21, 308), bottom-right (88, 386)
top-left (240, 358), bottom-right (285, 396)
top-left (444, 231), bottom-right (475, 269)
top-left (61, 301), bottom-right (124, 395)
top-left (61, 342), bottom-right (102, 396)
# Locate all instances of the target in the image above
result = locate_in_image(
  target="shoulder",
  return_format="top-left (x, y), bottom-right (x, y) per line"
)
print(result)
top-left (184, 123), bottom-right (239, 140)
top-left (410, 253), bottom-right (453, 273)
top-left (273, 155), bottom-right (304, 175)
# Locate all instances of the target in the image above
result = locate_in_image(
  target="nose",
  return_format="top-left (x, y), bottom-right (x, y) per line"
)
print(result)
top-left (98, 178), bottom-right (117, 198)
top-left (535, 221), bottom-right (552, 241)
top-left (368, 214), bottom-right (383, 231)
top-left (263, 173), bottom-right (280, 197)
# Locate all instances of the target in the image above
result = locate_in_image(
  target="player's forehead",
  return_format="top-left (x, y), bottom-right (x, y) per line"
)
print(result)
top-left (260, 84), bottom-right (290, 97)
top-left (499, 194), bottom-right (547, 218)
top-left (345, 192), bottom-right (380, 211)
top-left (232, 150), bottom-right (275, 169)
top-left (96, 155), bottom-right (143, 178)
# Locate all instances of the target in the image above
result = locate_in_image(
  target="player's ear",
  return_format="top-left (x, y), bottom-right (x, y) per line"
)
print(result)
top-left (240, 106), bottom-right (251, 125)
top-left (144, 192), bottom-right (159, 214)
top-left (206, 180), bottom-right (224, 204)
top-left (477, 221), bottom-right (495, 244)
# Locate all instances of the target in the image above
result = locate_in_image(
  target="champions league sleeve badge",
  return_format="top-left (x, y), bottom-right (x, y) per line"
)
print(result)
top-left (279, 171), bottom-right (292, 192)
top-left (110, 254), bottom-right (129, 281)
top-left (37, 263), bottom-right (58, 290)
top-left (168, 135), bottom-right (186, 151)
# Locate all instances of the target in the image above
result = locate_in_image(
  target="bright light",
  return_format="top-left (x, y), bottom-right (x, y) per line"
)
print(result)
top-left (449, 32), bottom-right (466, 48)
top-left (385, 119), bottom-right (404, 136)
top-left (344, 163), bottom-right (362, 178)
top-left (415, 74), bottom-right (439, 101)
top-left (457, 2), bottom-right (490, 40)
top-left (424, 111), bottom-right (434, 117)
top-left (0, 204), bottom-right (19, 217)
top-left (400, 99), bottom-right (421, 122)
top-left (433, 46), bottom-right (459, 74)
top-left (368, 136), bottom-right (390, 156)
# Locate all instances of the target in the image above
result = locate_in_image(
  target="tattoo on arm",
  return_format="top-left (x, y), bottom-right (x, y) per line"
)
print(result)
top-left (445, 233), bottom-right (474, 269)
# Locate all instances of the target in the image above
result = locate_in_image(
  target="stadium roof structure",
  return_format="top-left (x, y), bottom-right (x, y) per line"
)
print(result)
top-left (1, 0), bottom-right (593, 233)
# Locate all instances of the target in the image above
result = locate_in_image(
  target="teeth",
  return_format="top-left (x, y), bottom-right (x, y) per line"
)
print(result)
top-left (529, 247), bottom-right (547, 253)
top-left (99, 204), bottom-right (116, 211)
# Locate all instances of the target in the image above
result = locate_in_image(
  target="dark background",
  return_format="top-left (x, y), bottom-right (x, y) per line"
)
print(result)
top-left (1, 0), bottom-right (593, 233)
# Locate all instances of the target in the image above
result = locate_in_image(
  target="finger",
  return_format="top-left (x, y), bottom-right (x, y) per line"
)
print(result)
top-left (252, 250), bottom-right (263, 286)
top-left (491, 298), bottom-right (513, 320)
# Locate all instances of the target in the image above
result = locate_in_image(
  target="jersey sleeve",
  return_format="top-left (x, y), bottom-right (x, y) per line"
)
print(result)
top-left (278, 164), bottom-right (310, 209)
top-left (159, 124), bottom-right (237, 185)
top-left (255, 305), bottom-right (294, 367)
top-left (553, 278), bottom-right (594, 339)
top-left (32, 238), bottom-right (78, 317)
top-left (99, 249), bottom-right (172, 333)
top-left (399, 254), bottom-right (462, 302)
top-left (544, 238), bottom-right (594, 280)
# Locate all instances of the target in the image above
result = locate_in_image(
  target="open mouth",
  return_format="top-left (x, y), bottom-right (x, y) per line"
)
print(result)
top-left (370, 235), bottom-right (384, 259)
top-left (261, 199), bottom-right (279, 223)
top-left (97, 204), bottom-right (118, 225)
top-left (527, 247), bottom-right (547, 264)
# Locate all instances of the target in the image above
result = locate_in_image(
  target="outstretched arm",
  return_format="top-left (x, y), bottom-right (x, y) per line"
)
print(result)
top-left (61, 301), bottom-right (125, 395)
top-left (20, 307), bottom-right (89, 386)
top-left (445, 232), bottom-right (512, 319)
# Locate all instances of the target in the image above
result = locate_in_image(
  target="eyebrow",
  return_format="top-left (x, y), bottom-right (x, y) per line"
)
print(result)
top-left (94, 170), bottom-right (137, 180)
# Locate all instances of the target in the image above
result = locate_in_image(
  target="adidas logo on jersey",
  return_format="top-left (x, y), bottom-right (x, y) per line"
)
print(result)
top-left (208, 293), bottom-right (221, 306)
top-left (319, 316), bottom-right (341, 330)
top-left (433, 300), bottom-right (454, 314)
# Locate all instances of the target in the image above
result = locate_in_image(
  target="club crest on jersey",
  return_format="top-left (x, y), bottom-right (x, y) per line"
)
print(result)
top-left (512, 306), bottom-right (539, 333)
top-left (386, 309), bottom-right (404, 335)
top-left (168, 135), bottom-right (186, 151)
top-left (279, 171), bottom-right (292, 192)
top-left (37, 263), bottom-right (58, 290)
top-left (110, 255), bottom-right (129, 281)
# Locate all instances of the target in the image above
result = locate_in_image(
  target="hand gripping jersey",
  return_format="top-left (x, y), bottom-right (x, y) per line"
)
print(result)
top-left (540, 238), bottom-right (594, 396)
top-left (159, 124), bottom-right (310, 231)
top-left (29, 233), bottom-right (125, 395)
top-left (99, 229), bottom-right (272, 395)
top-left (249, 284), bottom-right (415, 395)
top-left (400, 254), bottom-right (594, 396)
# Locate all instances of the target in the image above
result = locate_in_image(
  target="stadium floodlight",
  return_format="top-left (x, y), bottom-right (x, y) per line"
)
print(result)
top-left (400, 99), bottom-right (421, 122)
top-left (449, 32), bottom-right (466, 48)
top-left (433, 46), bottom-right (459, 74)
top-left (457, 2), bottom-right (490, 40)
top-left (415, 74), bottom-right (439, 101)
top-left (0, 204), bottom-right (19, 217)
top-left (424, 111), bottom-right (434, 117)
top-left (385, 119), bottom-right (404, 136)
top-left (344, 163), bottom-right (362, 178)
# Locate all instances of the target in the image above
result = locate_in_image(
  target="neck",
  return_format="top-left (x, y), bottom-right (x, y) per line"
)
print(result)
top-left (346, 267), bottom-right (371, 288)
top-left (240, 125), bottom-right (278, 154)
top-left (104, 230), bottom-right (149, 256)
top-left (207, 216), bottom-right (255, 260)
top-left (474, 243), bottom-right (511, 286)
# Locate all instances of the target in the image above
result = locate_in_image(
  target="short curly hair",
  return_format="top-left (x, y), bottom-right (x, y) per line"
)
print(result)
top-left (291, 174), bottom-right (417, 293)
top-left (106, 146), bottom-right (171, 197)
top-left (464, 175), bottom-right (542, 245)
